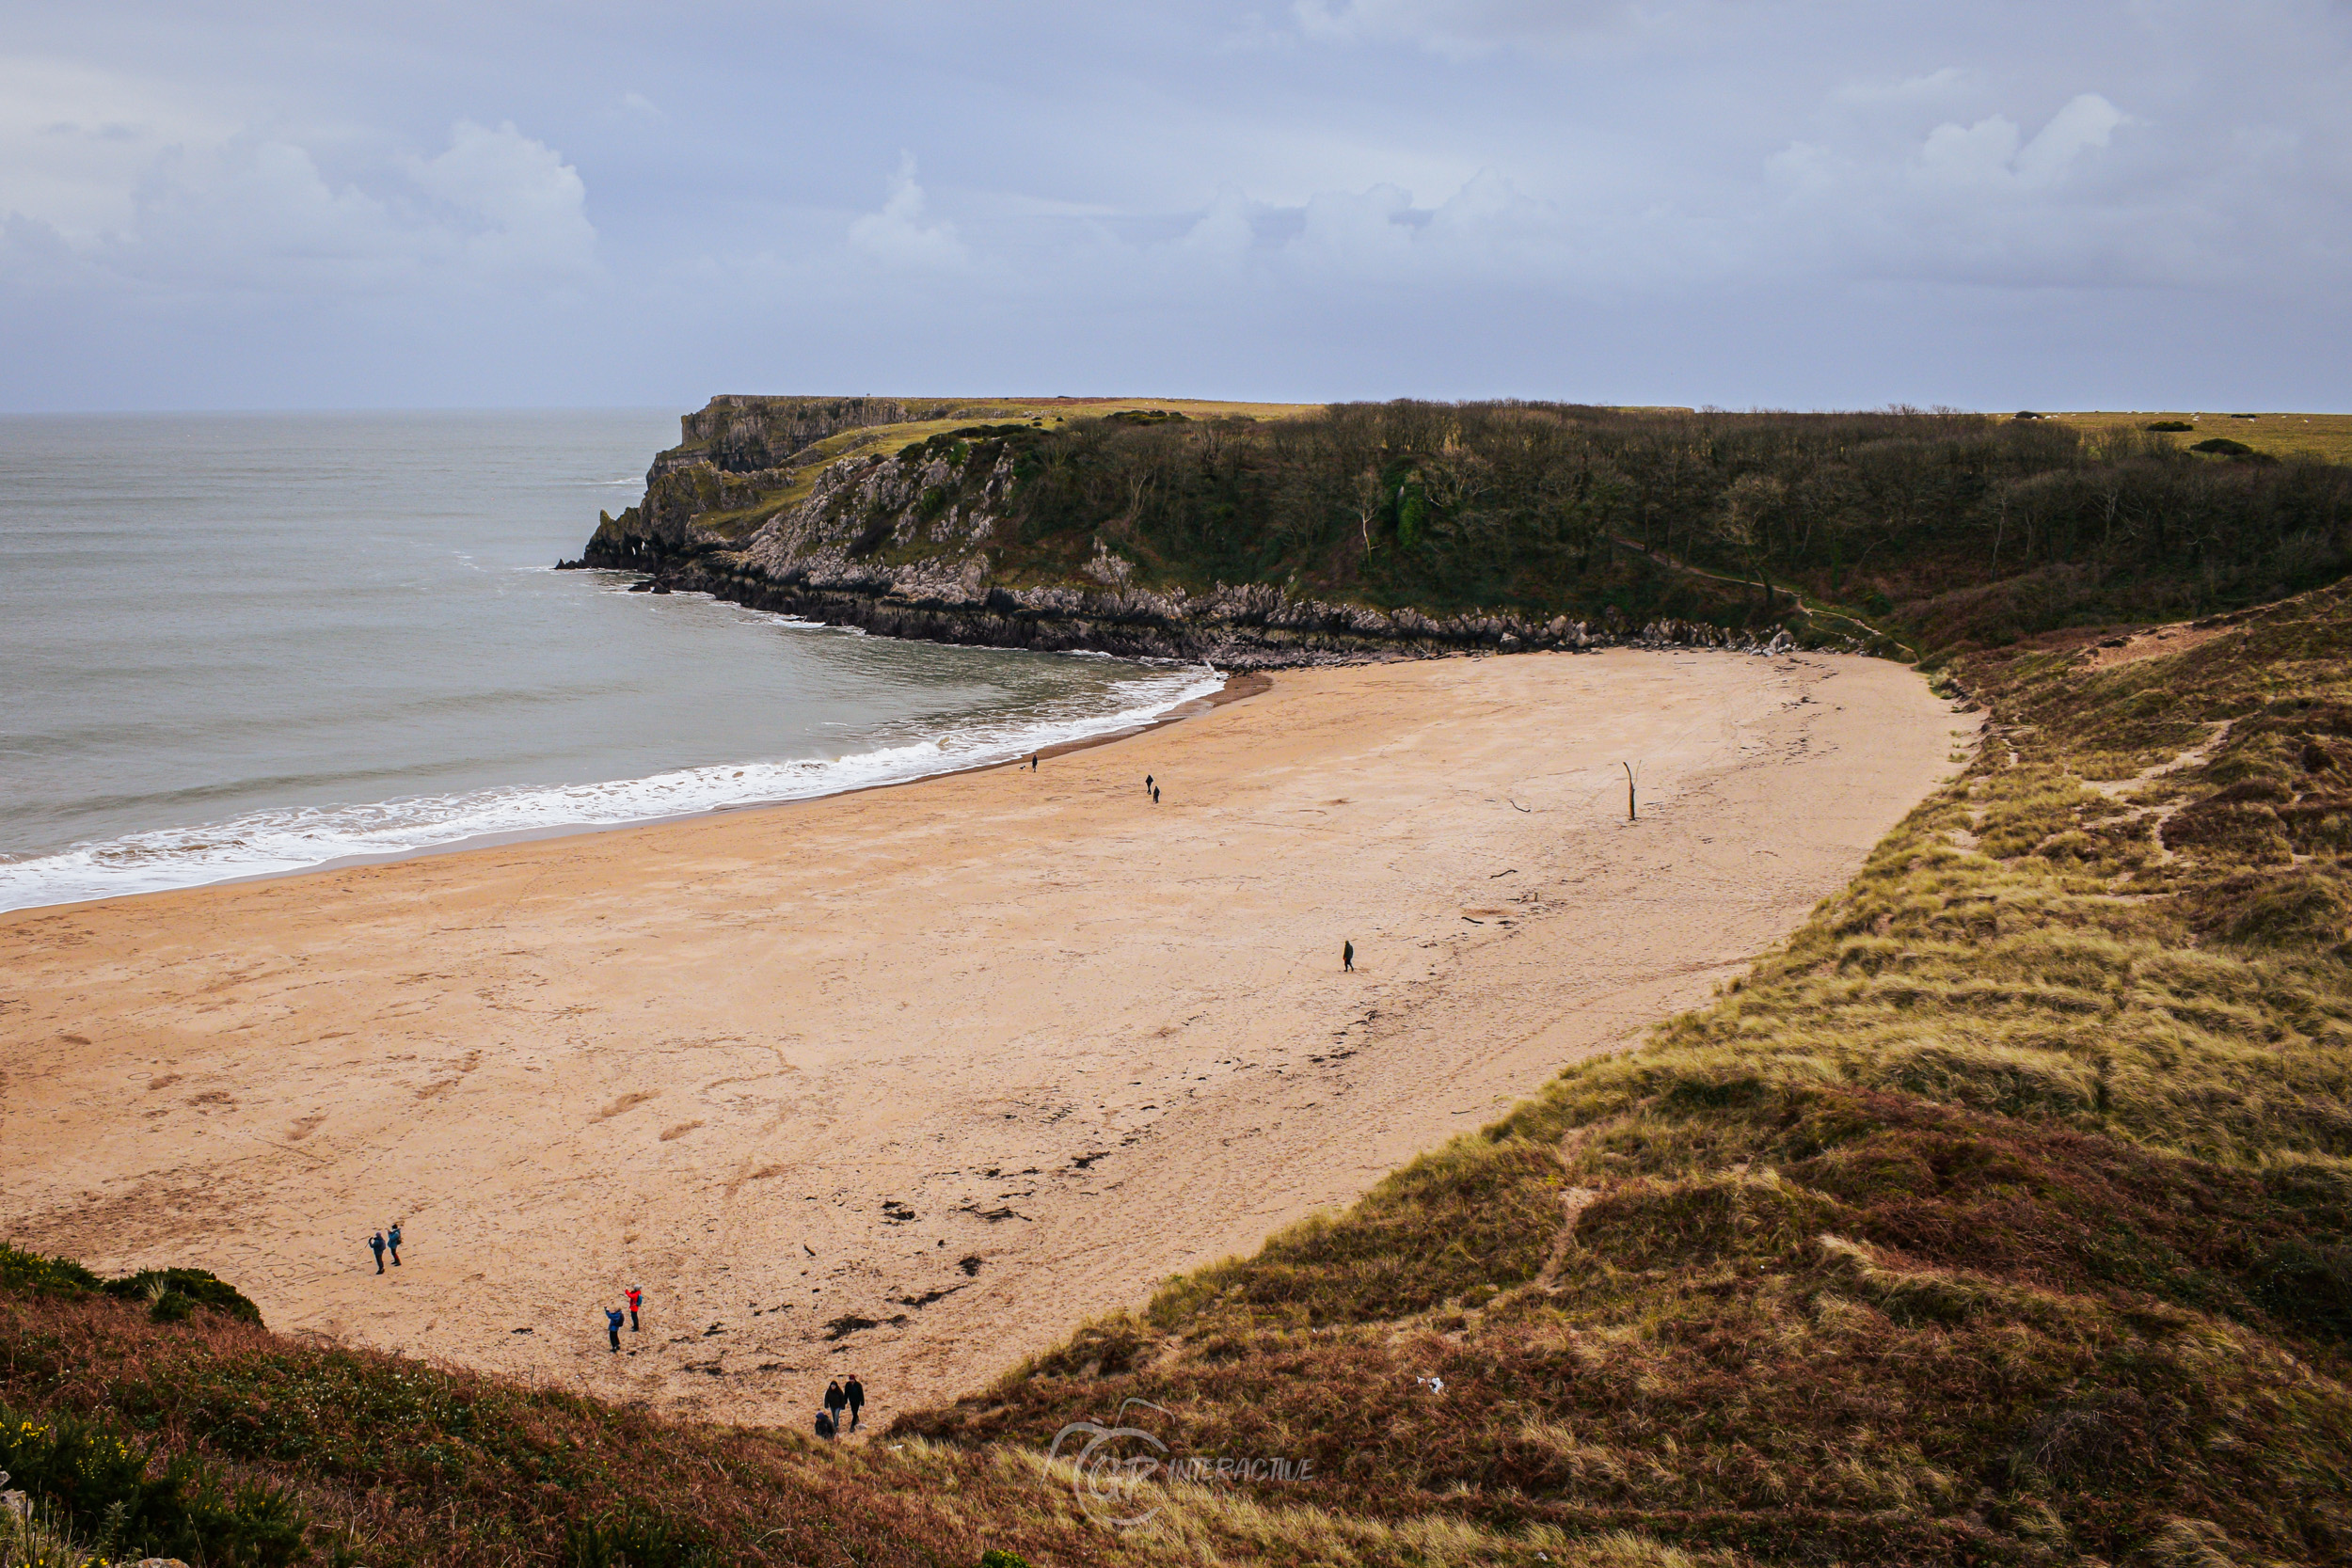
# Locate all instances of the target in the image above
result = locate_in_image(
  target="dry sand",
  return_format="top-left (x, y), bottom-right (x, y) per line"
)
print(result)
top-left (1, 651), bottom-right (1966, 1431)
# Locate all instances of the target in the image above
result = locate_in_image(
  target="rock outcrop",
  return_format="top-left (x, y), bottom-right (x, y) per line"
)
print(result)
top-left (580, 404), bottom-right (1838, 668)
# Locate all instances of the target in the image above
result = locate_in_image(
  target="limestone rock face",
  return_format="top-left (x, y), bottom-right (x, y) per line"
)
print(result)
top-left (670, 395), bottom-right (923, 474)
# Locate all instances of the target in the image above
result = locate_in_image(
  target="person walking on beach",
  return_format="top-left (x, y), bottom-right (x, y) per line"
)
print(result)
top-left (605, 1306), bottom-right (625, 1353)
top-left (625, 1285), bottom-right (643, 1332)
top-left (824, 1379), bottom-right (848, 1433)
top-left (1343, 941), bottom-right (1354, 973)
top-left (1145, 773), bottom-right (1153, 794)
top-left (1029, 752), bottom-right (1038, 771)
top-left (386, 1220), bottom-right (403, 1266)
top-left (368, 1231), bottom-right (387, 1274)
top-left (1152, 785), bottom-right (1160, 804)
top-left (844, 1374), bottom-right (866, 1432)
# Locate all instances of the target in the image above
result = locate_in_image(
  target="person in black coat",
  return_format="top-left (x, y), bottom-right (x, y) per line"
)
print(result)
top-left (844, 1374), bottom-right (866, 1432)
top-left (1343, 941), bottom-right (1354, 973)
top-left (369, 1231), bottom-right (387, 1274)
top-left (824, 1378), bottom-right (848, 1433)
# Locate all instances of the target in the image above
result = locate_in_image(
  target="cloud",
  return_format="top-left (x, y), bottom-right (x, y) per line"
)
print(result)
top-left (1179, 183), bottom-right (1257, 266)
top-left (0, 54), bottom-right (233, 242)
top-left (1291, 0), bottom-right (1647, 58)
top-left (5, 1), bottom-right (2349, 410)
top-left (406, 119), bottom-right (598, 279)
top-left (1915, 94), bottom-right (2126, 190)
top-left (2, 117), bottom-right (597, 297)
top-left (848, 153), bottom-right (967, 270)
top-left (2012, 93), bottom-right (2127, 186)
top-left (130, 138), bottom-right (415, 291)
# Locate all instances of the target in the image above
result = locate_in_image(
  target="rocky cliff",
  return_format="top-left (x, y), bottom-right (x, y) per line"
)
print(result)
top-left (578, 401), bottom-right (1815, 667)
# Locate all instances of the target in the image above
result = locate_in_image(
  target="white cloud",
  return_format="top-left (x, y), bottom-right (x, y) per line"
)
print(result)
top-left (2013, 93), bottom-right (2127, 185)
top-left (406, 119), bottom-right (598, 279)
top-left (1915, 94), bottom-right (2126, 190)
top-left (1, 114), bottom-right (597, 297)
top-left (848, 153), bottom-right (967, 270)
top-left (130, 138), bottom-right (417, 291)
top-left (1292, 0), bottom-right (1647, 58)
top-left (1295, 181), bottom-right (1418, 267)
top-left (1832, 67), bottom-right (1974, 109)
top-left (0, 55), bottom-right (234, 242)
top-left (1179, 183), bottom-right (1256, 266)
top-left (1917, 114), bottom-right (2023, 186)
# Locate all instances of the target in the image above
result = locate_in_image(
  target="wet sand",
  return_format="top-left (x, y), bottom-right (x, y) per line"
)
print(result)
top-left (0, 650), bottom-right (1966, 1431)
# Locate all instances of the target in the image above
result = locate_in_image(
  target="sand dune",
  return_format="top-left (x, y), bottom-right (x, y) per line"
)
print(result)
top-left (1, 650), bottom-right (1964, 1433)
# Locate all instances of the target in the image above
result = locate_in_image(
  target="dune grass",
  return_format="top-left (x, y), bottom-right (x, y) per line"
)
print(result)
top-left (899, 581), bottom-right (2352, 1564)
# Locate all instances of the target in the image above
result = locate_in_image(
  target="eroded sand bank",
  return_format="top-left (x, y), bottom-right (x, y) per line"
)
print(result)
top-left (1, 651), bottom-right (1965, 1430)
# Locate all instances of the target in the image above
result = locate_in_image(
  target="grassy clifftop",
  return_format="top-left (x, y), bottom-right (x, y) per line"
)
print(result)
top-left (9, 586), bottom-right (2352, 1565)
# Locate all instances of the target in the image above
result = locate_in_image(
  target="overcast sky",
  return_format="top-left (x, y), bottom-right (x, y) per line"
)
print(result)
top-left (2, 1), bottom-right (2346, 412)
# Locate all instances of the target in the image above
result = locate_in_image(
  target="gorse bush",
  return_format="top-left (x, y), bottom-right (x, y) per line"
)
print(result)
top-left (0, 1245), bottom-right (262, 1328)
top-left (0, 1404), bottom-right (308, 1567)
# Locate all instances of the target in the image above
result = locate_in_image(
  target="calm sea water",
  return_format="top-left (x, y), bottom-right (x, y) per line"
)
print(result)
top-left (0, 411), bottom-right (1216, 912)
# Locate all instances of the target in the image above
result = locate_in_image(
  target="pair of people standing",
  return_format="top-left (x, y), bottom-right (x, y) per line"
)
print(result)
top-left (606, 1287), bottom-right (644, 1352)
top-left (817, 1375), bottom-right (865, 1438)
top-left (366, 1220), bottom-right (405, 1274)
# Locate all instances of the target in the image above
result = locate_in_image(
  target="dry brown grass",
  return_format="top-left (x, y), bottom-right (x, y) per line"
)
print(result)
top-left (898, 580), bottom-right (2352, 1565)
top-left (2050, 410), bottom-right (2352, 466)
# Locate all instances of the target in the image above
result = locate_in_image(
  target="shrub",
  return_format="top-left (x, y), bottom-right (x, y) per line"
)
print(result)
top-left (0, 1246), bottom-right (262, 1326)
top-left (0, 1402), bottom-right (309, 1566)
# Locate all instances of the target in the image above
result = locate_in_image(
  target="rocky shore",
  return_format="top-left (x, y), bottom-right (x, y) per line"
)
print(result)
top-left (571, 398), bottom-right (1828, 669)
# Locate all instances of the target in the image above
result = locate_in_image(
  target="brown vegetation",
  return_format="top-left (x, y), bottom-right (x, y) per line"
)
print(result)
top-left (898, 580), bottom-right (2352, 1564)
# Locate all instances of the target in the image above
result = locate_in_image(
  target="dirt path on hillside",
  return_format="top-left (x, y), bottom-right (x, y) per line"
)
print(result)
top-left (0, 651), bottom-right (1965, 1433)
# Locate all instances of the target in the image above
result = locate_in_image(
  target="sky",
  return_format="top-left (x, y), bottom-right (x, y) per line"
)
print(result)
top-left (1, 1), bottom-right (2347, 412)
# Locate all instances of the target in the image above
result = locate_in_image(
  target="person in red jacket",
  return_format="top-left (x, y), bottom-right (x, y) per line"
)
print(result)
top-left (625, 1286), bottom-right (643, 1332)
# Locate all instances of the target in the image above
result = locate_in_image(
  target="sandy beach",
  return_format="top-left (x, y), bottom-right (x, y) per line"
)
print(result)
top-left (1, 650), bottom-right (1964, 1430)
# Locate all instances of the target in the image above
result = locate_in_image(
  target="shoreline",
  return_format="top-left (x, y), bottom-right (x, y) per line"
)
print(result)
top-left (0, 668), bottom-right (1269, 923)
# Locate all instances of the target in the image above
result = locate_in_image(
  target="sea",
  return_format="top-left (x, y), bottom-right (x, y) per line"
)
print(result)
top-left (0, 410), bottom-right (1219, 913)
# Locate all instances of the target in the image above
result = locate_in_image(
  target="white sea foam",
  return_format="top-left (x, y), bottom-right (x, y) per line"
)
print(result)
top-left (0, 666), bottom-right (1223, 913)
